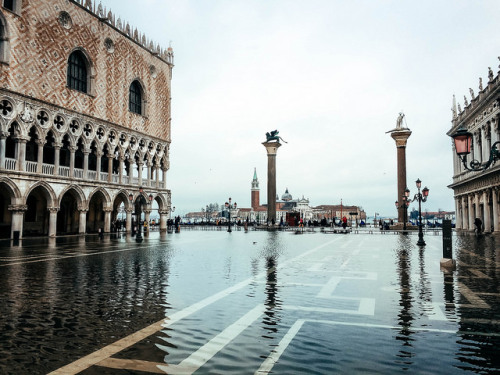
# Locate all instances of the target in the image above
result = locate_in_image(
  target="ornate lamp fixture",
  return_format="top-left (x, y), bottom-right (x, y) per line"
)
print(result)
top-left (451, 127), bottom-right (500, 171)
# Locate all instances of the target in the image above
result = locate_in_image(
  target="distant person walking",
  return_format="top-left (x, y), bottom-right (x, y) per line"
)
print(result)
top-left (342, 216), bottom-right (347, 230)
top-left (474, 217), bottom-right (483, 235)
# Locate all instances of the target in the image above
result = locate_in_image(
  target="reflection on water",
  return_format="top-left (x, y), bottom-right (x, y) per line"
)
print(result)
top-left (262, 231), bottom-right (283, 340)
top-left (453, 233), bottom-right (500, 373)
top-left (394, 234), bottom-right (415, 365)
top-left (0, 240), bottom-right (173, 374)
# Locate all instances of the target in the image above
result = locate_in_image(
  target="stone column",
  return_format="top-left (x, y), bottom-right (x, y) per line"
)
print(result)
top-left (128, 158), bottom-right (134, 178)
top-left (462, 196), bottom-right (468, 230)
top-left (467, 194), bottom-right (474, 230)
top-left (83, 149), bottom-right (90, 179)
top-left (390, 129), bottom-right (412, 223)
top-left (162, 167), bottom-right (167, 188)
top-left (96, 151), bottom-right (102, 181)
top-left (126, 208), bottom-right (133, 233)
top-left (36, 140), bottom-right (44, 173)
top-left (143, 208), bottom-right (151, 234)
top-left (0, 131), bottom-right (7, 170)
top-left (78, 209), bottom-right (87, 234)
top-left (104, 208), bottom-right (112, 233)
top-left (8, 204), bottom-right (27, 240)
top-left (475, 192), bottom-right (480, 224)
top-left (262, 141), bottom-right (282, 224)
top-left (455, 196), bottom-right (462, 229)
top-left (119, 155), bottom-right (124, 184)
top-left (48, 207), bottom-right (59, 237)
top-left (159, 209), bottom-right (168, 232)
top-left (107, 154), bottom-right (113, 183)
top-left (493, 188), bottom-right (499, 232)
top-left (155, 163), bottom-right (160, 188)
top-left (53, 142), bottom-right (61, 176)
top-left (146, 160), bottom-right (151, 187)
top-left (69, 146), bottom-right (76, 178)
top-left (17, 137), bottom-right (27, 172)
top-left (484, 189), bottom-right (492, 233)
top-left (137, 161), bottom-right (143, 186)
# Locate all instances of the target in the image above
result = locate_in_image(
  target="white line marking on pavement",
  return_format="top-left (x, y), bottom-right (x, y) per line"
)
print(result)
top-left (49, 237), bottom-right (343, 374)
top-left (284, 298), bottom-right (375, 315)
top-left (316, 276), bottom-right (341, 298)
top-left (256, 318), bottom-right (458, 374)
top-left (158, 304), bottom-right (265, 374)
top-left (255, 319), bottom-right (305, 374)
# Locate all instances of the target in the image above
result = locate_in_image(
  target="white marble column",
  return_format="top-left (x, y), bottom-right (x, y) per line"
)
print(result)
top-left (8, 204), bottom-right (27, 240)
top-left (79, 209), bottom-right (87, 234)
top-left (455, 197), bottom-right (462, 229)
top-left (104, 208), bottom-right (112, 233)
top-left (0, 132), bottom-right (7, 170)
top-left (17, 138), bottom-right (27, 172)
top-left (96, 151), bottom-right (102, 181)
top-left (159, 210), bottom-right (168, 232)
top-left (53, 143), bottom-right (61, 176)
top-left (468, 194), bottom-right (474, 230)
top-left (483, 190), bottom-right (491, 233)
top-left (36, 140), bottom-right (44, 173)
top-left (69, 146), bottom-right (76, 178)
top-left (107, 154), bottom-right (113, 183)
top-left (126, 208), bottom-right (133, 233)
top-left (48, 207), bottom-right (58, 237)
top-left (137, 161), bottom-right (143, 186)
top-left (493, 188), bottom-right (499, 232)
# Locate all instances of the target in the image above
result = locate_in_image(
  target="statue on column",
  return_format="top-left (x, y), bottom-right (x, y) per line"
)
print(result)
top-left (265, 130), bottom-right (287, 143)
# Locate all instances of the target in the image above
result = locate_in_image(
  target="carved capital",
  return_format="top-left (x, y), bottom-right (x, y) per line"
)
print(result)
top-left (48, 207), bottom-right (59, 213)
top-left (8, 204), bottom-right (28, 212)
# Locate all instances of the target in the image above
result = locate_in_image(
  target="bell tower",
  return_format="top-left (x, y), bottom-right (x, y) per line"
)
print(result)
top-left (251, 168), bottom-right (259, 210)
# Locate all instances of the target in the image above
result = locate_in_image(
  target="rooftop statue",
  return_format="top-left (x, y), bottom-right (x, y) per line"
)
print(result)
top-left (265, 130), bottom-right (287, 143)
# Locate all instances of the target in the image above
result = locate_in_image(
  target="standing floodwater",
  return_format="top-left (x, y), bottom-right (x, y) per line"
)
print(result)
top-left (0, 230), bottom-right (499, 374)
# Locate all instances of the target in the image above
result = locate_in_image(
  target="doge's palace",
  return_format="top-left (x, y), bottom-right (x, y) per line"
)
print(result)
top-left (0, 0), bottom-right (174, 239)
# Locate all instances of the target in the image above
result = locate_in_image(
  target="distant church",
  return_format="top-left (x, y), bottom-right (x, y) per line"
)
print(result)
top-left (239, 168), bottom-right (365, 224)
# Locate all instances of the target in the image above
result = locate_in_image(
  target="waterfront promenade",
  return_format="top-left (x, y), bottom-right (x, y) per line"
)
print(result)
top-left (0, 230), bottom-right (499, 374)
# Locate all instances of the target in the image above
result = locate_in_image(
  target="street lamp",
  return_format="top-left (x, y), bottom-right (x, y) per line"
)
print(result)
top-left (225, 197), bottom-right (237, 233)
top-left (451, 127), bottom-right (500, 171)
top-left (406, 179), bottom-right (430, 246)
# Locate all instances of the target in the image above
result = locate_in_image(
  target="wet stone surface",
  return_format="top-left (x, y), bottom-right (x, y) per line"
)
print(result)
top-left (0, 230), bottom-right (499, 374)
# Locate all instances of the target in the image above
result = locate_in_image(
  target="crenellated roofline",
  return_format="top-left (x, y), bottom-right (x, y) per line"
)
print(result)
top-left (70, 0), bottom-right (174, 66)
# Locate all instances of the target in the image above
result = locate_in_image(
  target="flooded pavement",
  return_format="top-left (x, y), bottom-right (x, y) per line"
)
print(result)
top-left (0, 230), bottom-right (499, 374)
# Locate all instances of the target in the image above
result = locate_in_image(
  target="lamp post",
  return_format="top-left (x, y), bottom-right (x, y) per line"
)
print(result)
top-left (406, 179), bottom-right (430, 246)
top-left (451, 127), bottom-right (500, 171)
top-left (225, 198), bottom-right (237, 233)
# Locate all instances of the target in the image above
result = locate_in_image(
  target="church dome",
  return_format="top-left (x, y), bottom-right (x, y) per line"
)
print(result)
top-left (282, 188), bottom-right (292, 201)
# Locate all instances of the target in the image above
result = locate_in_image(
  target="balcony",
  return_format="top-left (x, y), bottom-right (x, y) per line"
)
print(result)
top-left (2, 158), bottom-right (167, 189)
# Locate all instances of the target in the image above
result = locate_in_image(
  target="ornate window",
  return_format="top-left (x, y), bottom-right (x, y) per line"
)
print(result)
top-left (67, 50), bottom-right (87, 93)
top-left (129, 80), bottom-right (143, 115)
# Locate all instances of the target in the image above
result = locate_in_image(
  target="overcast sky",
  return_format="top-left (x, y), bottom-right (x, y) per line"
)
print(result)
top-left (104, 0), bottom-right (498, 217)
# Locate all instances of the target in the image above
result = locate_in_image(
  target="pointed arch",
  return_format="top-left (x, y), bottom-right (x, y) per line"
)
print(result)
top-left (88, 186), bottom-right (112, 209)
top-left (0, 176), bottom-right (22, 200)
top-left (59, 184), bottom-right (86, 209)
top-left (25, 181), bottom-right (57, 207)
